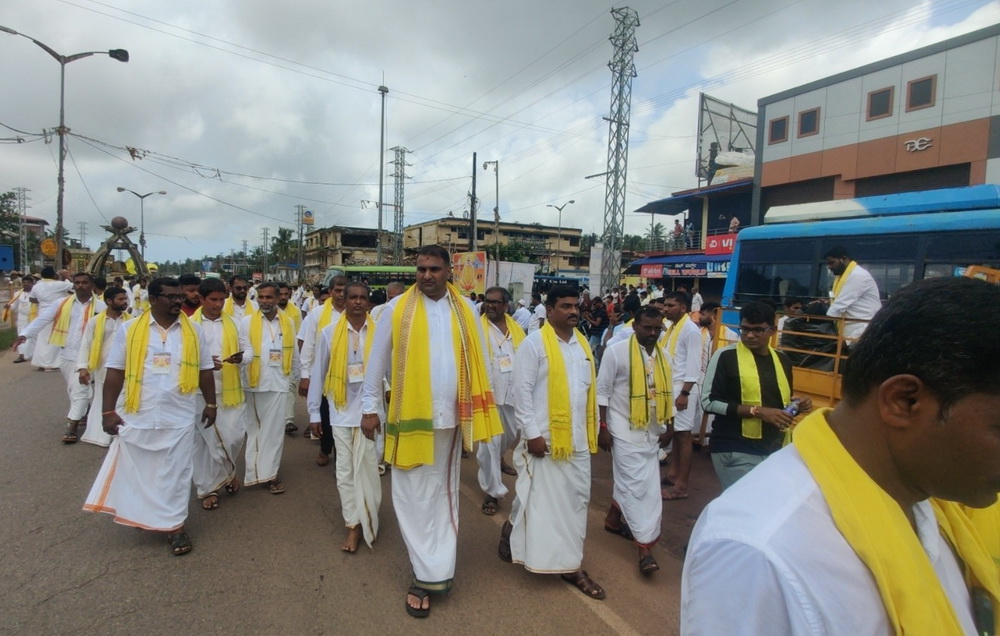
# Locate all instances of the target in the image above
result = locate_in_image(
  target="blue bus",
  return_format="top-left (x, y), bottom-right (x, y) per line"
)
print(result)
top-left (721, 185), bottom-right (1000, 307)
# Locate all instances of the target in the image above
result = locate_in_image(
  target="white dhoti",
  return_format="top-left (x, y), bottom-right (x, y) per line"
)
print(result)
top-left (244, 391), bottom-right (286, 486)
top-left (31, 324), bottom-right (60, 368)
top-left (83, 424), bottom-right (195, 532)
top-left (509, 441), bottom-right (591, 574)
top-left (80, 379), bottom-right (116, 447)
top-left (284, 374), bottom-right (298, 424)
top-left (610, 437), bottom-right (662, 546)
top-left (672, 383), bottom-right (701, 432)
top-left (476, 403), bottom-right (519, 499)
top-left (332, 426), bottom-right (381, 548)
top-left (15, 321), bottom-right (34, 359)
top-left (392, 428), bottom-right (461, 591)
top-left (59, 358), bottom-right (92, 421)
top-left (193, 395), bottom-right (247, 497)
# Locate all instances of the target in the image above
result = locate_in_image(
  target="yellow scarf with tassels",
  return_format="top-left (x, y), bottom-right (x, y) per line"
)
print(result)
top-left (481, 313), bottom-right (525, 359)
top-left (831, 260), bottom-right (857, 299)
top-left (324, 314), bottom-right (374, 409)
top-left (124, 312), bottom-right (201, 413)
top-left (796, 409), bottom-right (1000, 634)
top-left (540, 321), bottom-right (597, 459)
top-left (49, 295), bottom-right (97, 347)
top-left (736, 340), bottom-right (790, 439)
top-left (665, 312), bottom-right (690, 359)
top-left (385, 283), bottom-right (502, 469)
top-left (628, 335), bottom-right (672, 429)
top-left (282, 303), bottom-right (303, 332)
top-left (247, 310), bottom-right (294, 387)
top-left (192, 308), bottom-right (244, 407)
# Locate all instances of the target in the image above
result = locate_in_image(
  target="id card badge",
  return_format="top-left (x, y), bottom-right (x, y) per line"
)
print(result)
top-left (268, 349), bottom-right (283, 366)
top-left (347, 361), bottom-right (365, 384)
top-left (497, 353), bottom-right (513, 373)
top-left (151, 352), bottom-right (171, 374)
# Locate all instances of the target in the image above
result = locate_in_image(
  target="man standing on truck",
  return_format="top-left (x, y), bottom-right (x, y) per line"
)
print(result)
top-left (822, 246), bottom-right (881, 344)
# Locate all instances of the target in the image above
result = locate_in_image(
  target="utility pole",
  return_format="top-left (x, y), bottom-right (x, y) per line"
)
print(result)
top-left (14, 187), bottom-right (29, 271)
top-left (601, 7), bottom-right (640, 296)
top-left (482, 161), bottom-right (500, 284)
top-left (261, 227), bottom-right (269, 279)
top-left (389, 146), bottom-right (412, 265)
top-left (295, 205), bottom-right (306, 280)
top-left (470, 152), bottom-right (478, 252)
top-left (376, 84), bottom-right (388, 265)
top-left (241, 239), bottom-right (249, 276)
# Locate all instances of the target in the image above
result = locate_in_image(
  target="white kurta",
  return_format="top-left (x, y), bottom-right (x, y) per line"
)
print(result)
top-left (83, 314), bottom-right (214, 532)
top-left (308, 317), bottom-right (382, 547)
top-left (361, 292), bottom-right (487, 590)
top-left (826, 263), bottom-right (882, 342)
top-left (508, 330), bottom-right (596, 573)
top-left (596, 338), bottom-right (667, 546)
top-left (76, 313), bottom-right (126, 447)
top-left (191, 314), bottom-right (250, 497)
top-left (682, 444), bottom-right (977, 635)
top-left (240, 313), bottom-right (298, 486)
top-left (12, 290), bottom-right (35, 358)
top-left (666, 318), bottom-right (703, 432)
top-left (476, 320), bottom-right (520, 500)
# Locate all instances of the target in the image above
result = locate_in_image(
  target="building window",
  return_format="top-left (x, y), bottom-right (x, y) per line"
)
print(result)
top-left (798, 108), bottom-right (820, 138)
top-left (906, 75), bottom-right (936, 112)
top-left (867, 87), bottom-right (894, 120)
top-left (768, 116), bottom-right (789, 144)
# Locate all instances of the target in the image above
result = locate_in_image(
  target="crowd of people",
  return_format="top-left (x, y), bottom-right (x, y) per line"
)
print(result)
top-left (4, 244), bottom-right (999, 631)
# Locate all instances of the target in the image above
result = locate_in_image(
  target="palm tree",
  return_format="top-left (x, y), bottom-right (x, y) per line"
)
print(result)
top-left (270, 227), bottom-right (297, 265)
top-left (645, 222), bottom-right (666, 251)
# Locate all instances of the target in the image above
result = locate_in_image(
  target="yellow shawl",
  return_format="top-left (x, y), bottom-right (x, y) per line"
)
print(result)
top-left (665, 312), bottom-right (691, 358)
top-left (49, 295), bottom-right (98, 347)
top-left (247, 309), bottom-right (295, 387)
top-left (796, 409), bottom-right (1000, 634)
top-left (480, 313), bottom-right (525, 360)
top-left (132, 286), bottom-right (150, 312)
top-left (628, 335), bottom-right (672, 429)
top-left (192, 308), bottom-right (245, 407)
top-left (123, 312), bottom-right (201, 413)
top-left (222, 296), bottom-right (251, 317)
top-left (831, 260), bottom-right (857, 299)
top-left (540, 322), bottom-right (597, 459)
top-left (324, 314), bottom-right (374, 409)
top-left (314, 298), bottom-right (337, 334)
top-left (282, 302), bottom-right (303, 332)
top-left (385, 283), bottom-right (502, 469)
top-left (2, 290), bottom-right (23, 325)
top-left (736, 340), bottom-right (790, 439)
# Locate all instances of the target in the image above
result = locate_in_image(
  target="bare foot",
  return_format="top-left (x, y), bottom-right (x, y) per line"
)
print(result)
top-left (341, 525), bottom-right (360, 553)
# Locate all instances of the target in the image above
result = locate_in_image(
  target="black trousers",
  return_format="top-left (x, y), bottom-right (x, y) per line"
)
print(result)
top-left (319, 396), bottom-right (334, 456)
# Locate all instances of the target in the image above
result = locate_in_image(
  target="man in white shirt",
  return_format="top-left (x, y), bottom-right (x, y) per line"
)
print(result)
top-left (75, 286), bottom-right (130, 447)
top-left (84, 278), bottom-right (216, 556)
top-left (822, 246), bottom-right (881, 344)
top-left (683, 277), bottom-right (1000, 635)
top-left (16, 272), bottom-right (106, 443)
top-left (368, 280), bottom-right (404, 471)
top-left (499, 285), bottom-right (605, 601)
top-left (308, 282), bottom-right (383, 553)
top-left (131, 277), bottom-right (150, 313)
top-left (661, 291), bottom-right (702, 500)
top-left (240, 282), bottom-right (299, 494)
top-left (190, 278), bottom-right (250, 510)
top-left (527, 292), bottom-right (545, 333)
top-left (297, 275), bottom-right (346, 462)
top-left (5, 275), bottom-right (35, 362)
top-left (597, 306), bottom-right (671, 576)
top-left (27, 266), bottom-right (73, 369)
top-left (511, 299), bottom-right (531, 331)
top-left (224, 275), bottom-right (258, 322)
top-left (477, 286), bottom-right (526, 517)
top-left (690, 286), bottom-right (703, 313)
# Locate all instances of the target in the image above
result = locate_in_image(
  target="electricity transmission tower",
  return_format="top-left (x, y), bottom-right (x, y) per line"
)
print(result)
top-left (14, 187), bottom-right (30, 270)
top-left (389, 146), bottom-right (412, 264)
top-left (77, 221), bottom-right (88, 248)
top-left (600, 7), bottom-right (639, 295)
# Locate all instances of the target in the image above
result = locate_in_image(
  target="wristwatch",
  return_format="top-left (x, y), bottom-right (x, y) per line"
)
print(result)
top-left (680, 390), bottom-right (691, 397)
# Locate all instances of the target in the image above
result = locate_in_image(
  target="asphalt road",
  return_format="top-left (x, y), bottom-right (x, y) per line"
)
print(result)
top-left (0, 342), bottom-right (721, 635)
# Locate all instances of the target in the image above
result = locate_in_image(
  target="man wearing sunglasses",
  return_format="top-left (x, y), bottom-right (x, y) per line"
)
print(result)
top-left (700, 301), bottom-right (812, 489)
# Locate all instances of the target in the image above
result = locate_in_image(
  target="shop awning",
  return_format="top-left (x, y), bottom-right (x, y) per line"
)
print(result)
top-left (634, 179), bottom-right (752, 216)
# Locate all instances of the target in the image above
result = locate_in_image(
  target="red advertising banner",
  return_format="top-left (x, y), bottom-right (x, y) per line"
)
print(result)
top-left (705, 233), bottom-right (737, 255)
top-left (640, 264), bottom-right (663, 278)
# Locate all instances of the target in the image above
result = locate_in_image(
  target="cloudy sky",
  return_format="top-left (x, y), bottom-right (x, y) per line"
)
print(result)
top-left (2, 0), bottom-right (998, 264)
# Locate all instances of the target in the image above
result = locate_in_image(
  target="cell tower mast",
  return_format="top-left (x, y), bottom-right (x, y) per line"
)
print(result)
top-left (389, 146), bottom-right (412, 264)
top-left (600, 7), bottom-right (639, 295)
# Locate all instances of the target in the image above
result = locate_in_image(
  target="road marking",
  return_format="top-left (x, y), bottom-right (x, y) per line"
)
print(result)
top-left (459, 481), bottom-right (641, 636)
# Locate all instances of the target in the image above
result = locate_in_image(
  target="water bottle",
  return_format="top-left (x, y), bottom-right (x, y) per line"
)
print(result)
top-left (783, 398), bottom-right (801, 417)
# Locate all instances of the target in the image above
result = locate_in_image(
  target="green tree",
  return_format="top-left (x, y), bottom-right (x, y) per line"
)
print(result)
top-left (644, 222), bottom-right (666, 251)
top-left (0, 191), bottom-right (24, 268)
top-left (496, 239), bottom-right (533, 263)
top-left (270, 227), bottom-right (298, 265)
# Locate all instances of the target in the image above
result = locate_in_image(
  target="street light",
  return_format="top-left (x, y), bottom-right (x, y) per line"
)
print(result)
top-left (1, 25), bottom-right (128, 269)
top-left (483, 160), bottom-right (499, 284)
top-left (546, 200), bottom-right (575, 275)
top-left (116, 188), bottom-right (166, 258)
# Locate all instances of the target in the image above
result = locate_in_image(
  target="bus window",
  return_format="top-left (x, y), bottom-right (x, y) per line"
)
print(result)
top-left (735, 262), bottom-right (812, 304)
top-left (819, 262), bottom-right (914, 299)
top-left (925, 231), bottom-right (1000, 262)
